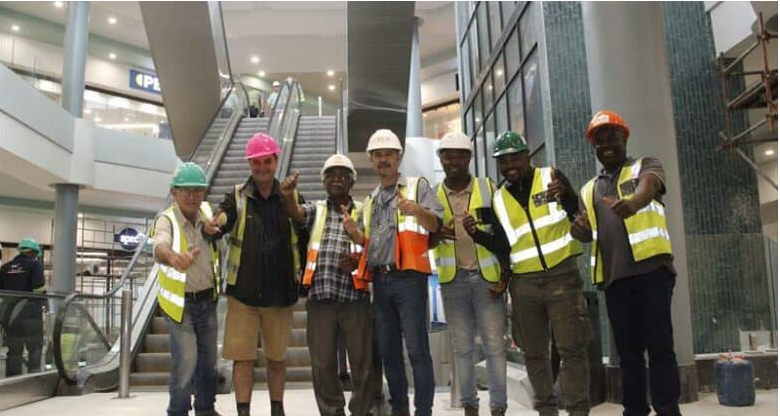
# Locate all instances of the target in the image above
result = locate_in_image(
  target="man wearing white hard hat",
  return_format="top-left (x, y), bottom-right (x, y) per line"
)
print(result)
top-left (266, 80), bottom-right (282, 114)
top-left (279, 154), bottom-right (374, 416)
top-left (351, 129), bottom-right (444, 416)
top-left (430, 132), bottom-right (509, 416)
top-left (204, 132), bottom-right (304, 416)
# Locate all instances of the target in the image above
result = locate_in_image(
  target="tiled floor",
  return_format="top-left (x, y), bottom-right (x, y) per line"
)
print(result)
top-left (3, 388), bottom-right (776, 416)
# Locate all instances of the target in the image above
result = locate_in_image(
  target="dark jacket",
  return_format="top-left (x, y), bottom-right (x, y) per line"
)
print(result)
top-left (214, 177), bottom-right (304, 307)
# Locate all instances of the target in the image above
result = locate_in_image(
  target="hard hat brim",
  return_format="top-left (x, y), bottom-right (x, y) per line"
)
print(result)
top-left (492, 147), bottom-right (528, 158)
top-left (172, 183), bottom-right (208, 188)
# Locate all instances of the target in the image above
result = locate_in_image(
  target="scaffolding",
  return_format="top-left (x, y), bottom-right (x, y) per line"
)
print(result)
top-left (718, 12), bottom-right (778, 190)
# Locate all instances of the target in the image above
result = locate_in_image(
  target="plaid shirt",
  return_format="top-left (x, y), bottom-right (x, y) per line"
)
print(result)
top-left (301, 198), bottom-right (368, 303)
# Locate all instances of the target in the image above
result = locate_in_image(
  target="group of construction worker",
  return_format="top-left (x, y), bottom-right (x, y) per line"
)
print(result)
top-left (152, 108), bottom-right (682, 416)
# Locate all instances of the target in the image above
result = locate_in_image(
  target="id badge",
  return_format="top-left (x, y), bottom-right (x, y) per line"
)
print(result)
top-left (532, 190), bottom-right (555, 207)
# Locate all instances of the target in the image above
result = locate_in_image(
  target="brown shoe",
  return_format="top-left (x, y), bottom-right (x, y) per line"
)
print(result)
top-left (464, 404), bottom-right (479, 416)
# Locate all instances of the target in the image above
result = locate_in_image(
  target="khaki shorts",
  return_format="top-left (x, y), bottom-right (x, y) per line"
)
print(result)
top-left (222, 296), bottom-right (294, 362)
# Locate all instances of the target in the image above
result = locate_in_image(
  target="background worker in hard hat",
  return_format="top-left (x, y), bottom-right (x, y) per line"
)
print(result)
top-left (204, 132), bottom-right (303, 416)
top-left (491, 131), bottom-right (592, 416)
top-left (571, 110), bottom-right (680, 416)
top-left (278, 153), bottom-right (374, 416)
top-left (266, 80), bottom-right (282, 115)
top-left (429, 132), bottom-right (509, 416)
top-left (0, 238), bottom-right (46, 377)
top-left (151, 162), bottom-right (221, 416)
top-left (350, 129), bottom-right (443, 416)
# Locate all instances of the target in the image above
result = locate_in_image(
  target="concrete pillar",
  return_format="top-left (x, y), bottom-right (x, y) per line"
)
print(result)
top-left (406, 16), bottom-right (423, 137)
top-left (61, 1), bottom-right (90, 117)
top-left (54, 2), bottom-right (89, 293)
top-left (581, 2), bottom-right (698, 403)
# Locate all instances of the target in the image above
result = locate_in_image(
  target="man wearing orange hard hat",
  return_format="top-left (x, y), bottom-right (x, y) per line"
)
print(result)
top-left (204, 132), bottom-right (304, 416)
top-left (571, 110), bottom-right (681, 416)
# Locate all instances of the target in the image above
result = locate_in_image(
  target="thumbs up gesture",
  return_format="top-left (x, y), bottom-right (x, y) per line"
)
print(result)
top-left (341, 204), bottom-right (358, 236)
top-left (603, 195), bottom-right (639, 219)
top-left (280, 171), bottom-right (300, 197)
top-left (547, 167), bottom-right (565, 202)
top-left (397, 190), bottom-right (419, 216)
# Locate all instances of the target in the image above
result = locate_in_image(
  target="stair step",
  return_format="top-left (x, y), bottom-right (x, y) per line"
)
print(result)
top-left (151, 316), bottom-right (169, 334)
top-left (144, 333), bottom-right (170, 353)
top-left (130, 371), bottom-right (169, 386)
top-left (135, 352), bottom-right (173, 372)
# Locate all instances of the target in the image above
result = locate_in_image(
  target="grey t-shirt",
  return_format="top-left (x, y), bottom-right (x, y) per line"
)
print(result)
top-left (580, 157), bottom-right (676, 288)
top-left (364, 176), bottom-right (444, 267)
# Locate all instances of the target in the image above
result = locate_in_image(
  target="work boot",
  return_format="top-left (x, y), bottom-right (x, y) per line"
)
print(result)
top-left (464, 404), bottom-right (479, 416)
top-left (490, 408), bottom-right (506, 416)
top-left (271, 400), bottom-right (285, 416)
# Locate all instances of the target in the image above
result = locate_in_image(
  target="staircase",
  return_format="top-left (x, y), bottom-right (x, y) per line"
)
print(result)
top-left (129, 310), bottom-right (172, 387)
top-left (287, 115), bottom-right (336, 201)
top-left (192, 117), bottom-right (231, 168)
top-left (207, 117), bottom-right (268, 204)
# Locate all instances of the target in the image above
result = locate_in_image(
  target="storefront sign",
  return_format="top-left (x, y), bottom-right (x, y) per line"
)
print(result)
top-left (114, 227), bottom-right (142, 251)
top-left (129, 69), bottom-right (161, 94)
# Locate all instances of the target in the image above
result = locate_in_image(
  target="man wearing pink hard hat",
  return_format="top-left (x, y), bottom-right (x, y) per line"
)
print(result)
top-left (204, 132), bottom-right (304, 416)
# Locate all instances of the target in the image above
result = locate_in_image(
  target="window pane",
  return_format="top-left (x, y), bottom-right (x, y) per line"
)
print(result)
top-left (473, 90), bottom-right (484, 132)
top-left (465, 106), bottom-right (474, 137)
top-left (505, 28), bottom-right (521, 80)
top-left (531, 143), bottom-right (548, 167)
top-left (501, 1), bottom-right (516, 27)
top-left (488, 1), bottom-right (502, 51)
top-left (469, 23), bottom-right (480, 88)
top-left (507, 73), bottom-right (525, 135)
top-left (491, 95), bottom-right (508, 181)
top-left (484, 111), bottom-right (497, 180)
top-left (475, 126), bottom-right (486, 176)
top-left (519, 1), bottom-right (538, 58)
top-left (457, 1), bottom-right (472, 36)
top-left (483, 73), bottom-right (494, 111)
top-left (523, 50), bottom-right (543, 154)
top-left (493, 50), bottom-right (506, 95)
top-left (477, 3), bottom-right (490, 70)
top-left (460, 40), bottom-right (472, 96)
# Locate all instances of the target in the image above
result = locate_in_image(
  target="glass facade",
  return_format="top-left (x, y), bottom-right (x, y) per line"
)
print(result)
top-left (422, 101), bottom-right (462, 140)
top-left (456, 1), bottom-right (543, 182)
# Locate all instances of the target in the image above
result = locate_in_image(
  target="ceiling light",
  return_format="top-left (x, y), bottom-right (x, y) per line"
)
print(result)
top-left (54, 1), bottom-right (64, 8)
top-left (109, 52), bottom-right (116, 60)
top-left (124, 117), bottom-right (129, 122)
top-left (94, 116), bottom-right (102, 122)
top-left (328, 85), bottom-right (336, 91)
top-left (108, 16), bottom-right (117, 25)
top-left (257, 71), bottom-right (266, 77)
top-left (250, 56), bottom-right (260, 64)
top-left (496, 69), bottom-right (503, 76)
top-left (84, 108), bottom-right (92, 114)
top-left (327, 70), bottom-right (335, 77)
top-left (765, 149), bottom-right (775, 156)
top-left (11, 24), bottom-right (20, 32)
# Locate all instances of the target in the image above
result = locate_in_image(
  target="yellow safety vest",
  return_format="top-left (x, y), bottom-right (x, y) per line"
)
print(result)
top-left (493, 167), bottom-right (582, 275)
top-left (580, 158), bottom-right (673, 285)
top-left (302, 200), bottom-right (365, 289)
top-left (432, 178), bottom-right (501, 283)
top-left (224, 184), bottom-right (301, 286)
top-left (152, 202), bottom-right (219, 323)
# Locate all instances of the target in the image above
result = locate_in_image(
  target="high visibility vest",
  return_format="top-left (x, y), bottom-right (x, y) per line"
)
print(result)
top-left (493, 167), bottom-right (582, 275)
top-left (224, 184), bottom-right (301, 286)
top-left (302, 200), bottom-right (367, 291)
top-left (580, 158), bottom-right (673, 285)
top-left (152, 202), bottom-right (219, 323)
top-left (432, 178), bottom-right (501, 283)
top-left (356, 177), bottom-right (432, 280)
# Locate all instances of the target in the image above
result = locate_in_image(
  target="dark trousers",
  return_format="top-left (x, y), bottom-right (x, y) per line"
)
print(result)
top-left (5, 302), bottom-right (43, 377)
top-left (307, 298), bottom-right (374, 416)
top-left (605, 268), bottom-right (681, 416)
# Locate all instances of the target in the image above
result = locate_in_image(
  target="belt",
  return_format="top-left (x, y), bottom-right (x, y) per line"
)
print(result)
top-left (184, 288), bottom-right (214, 301)
top-left (371, 264), bottom-right (399, 274)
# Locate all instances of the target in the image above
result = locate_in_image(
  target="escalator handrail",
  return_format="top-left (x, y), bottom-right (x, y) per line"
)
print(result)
top-left (270, 79), bottom-right (303, 179)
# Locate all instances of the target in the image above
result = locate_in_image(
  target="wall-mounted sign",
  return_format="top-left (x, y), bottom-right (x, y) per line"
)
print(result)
top-left (129, 69), bottom-right (161, 94)
top-left (114, 227), bottom-right (142, 251)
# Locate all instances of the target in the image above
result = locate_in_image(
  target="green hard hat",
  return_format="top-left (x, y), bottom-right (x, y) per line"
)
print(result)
top-left (492, 131), bottom-right (529, 157)
top-left (18, 237), bottom-right (41, 256)
top-left (171, 162), bottom-right (207, 188)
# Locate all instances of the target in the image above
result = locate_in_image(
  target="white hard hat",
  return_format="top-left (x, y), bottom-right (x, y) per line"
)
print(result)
top-left (321, 154), bottom-right (357, 180)
top-left (437, 132), bottom-right (472, 156)
top-left (366, 129), bottom-right (403, 155)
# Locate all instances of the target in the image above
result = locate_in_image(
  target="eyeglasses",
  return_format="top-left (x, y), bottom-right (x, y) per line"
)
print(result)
top-left (175, 187), bottom-right (206, 196)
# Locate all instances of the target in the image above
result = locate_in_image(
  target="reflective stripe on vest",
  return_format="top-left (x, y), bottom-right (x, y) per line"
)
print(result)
top-left (357, 177), bottom-right (432, 279)
top-left (580, 158), bottom-right (673, 285)
top-left (493, 167), bottom-right (582, 274)
top-left (432, 177), bottom-right (501, 283)
top-left (302, 200), bottom-right (367, 290)
top-left (154, 202), bottom-right (219, 323)
top-left (224, 184), bottom-right (301, 286)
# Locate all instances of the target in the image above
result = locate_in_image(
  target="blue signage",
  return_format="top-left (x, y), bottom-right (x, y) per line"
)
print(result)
top-left (114, 227), bottom-right (141, 251)
top-left (129, 69), bottom-right (161, 94)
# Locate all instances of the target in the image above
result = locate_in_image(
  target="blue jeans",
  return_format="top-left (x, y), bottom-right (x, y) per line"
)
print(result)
top-left (372, 271), bottom-right (435, 416)
top-left (441, 269), bottom-right (508, 411)
top-left (165, 296), bottom-right (219, 416)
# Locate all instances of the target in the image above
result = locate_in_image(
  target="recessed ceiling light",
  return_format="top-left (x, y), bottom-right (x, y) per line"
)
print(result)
top-left (84, 108), bottom-right (92, 114)
top-left (54, 1), bottom-right (64, 8)
top-left (327, 70), bottom-right (335, 77)
top-left (109, 52), bottom-right (116, 60)
top-left (257, 71), bottom-right (266, 77)
top-left (11, 24), bottom-right (20, 32)
top-left (250, 56), bottom-right (260, 64)
top-left (496, 69), bottom-right (503, 76)
top-left (124, 117), bottom-right (129, 122)
top-left (328, 85), bottom-right (336, 91)
top-left (488, 85), bottom-right (493, 90)
top-left (94, 116), bottom-right (102, 122)
top-left (107, 16), bottom-right (117, 25)
top-left (766, 149), bottom-right (775, 156)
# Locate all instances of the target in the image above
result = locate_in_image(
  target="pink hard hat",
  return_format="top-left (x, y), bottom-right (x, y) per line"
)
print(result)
top-left (245, 133), bottom-right (280, 160)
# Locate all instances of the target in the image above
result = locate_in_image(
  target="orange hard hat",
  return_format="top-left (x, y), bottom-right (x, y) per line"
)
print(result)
top-left (586, 110), bottom-right (630, 143)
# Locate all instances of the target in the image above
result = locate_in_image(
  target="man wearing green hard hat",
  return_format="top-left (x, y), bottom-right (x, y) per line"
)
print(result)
top-left (490, 131), bottom-right (593, 416)
top-left (151, 162), bottom-right (222, 416)
top-left (0, 237), bottom-right (46, 377)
